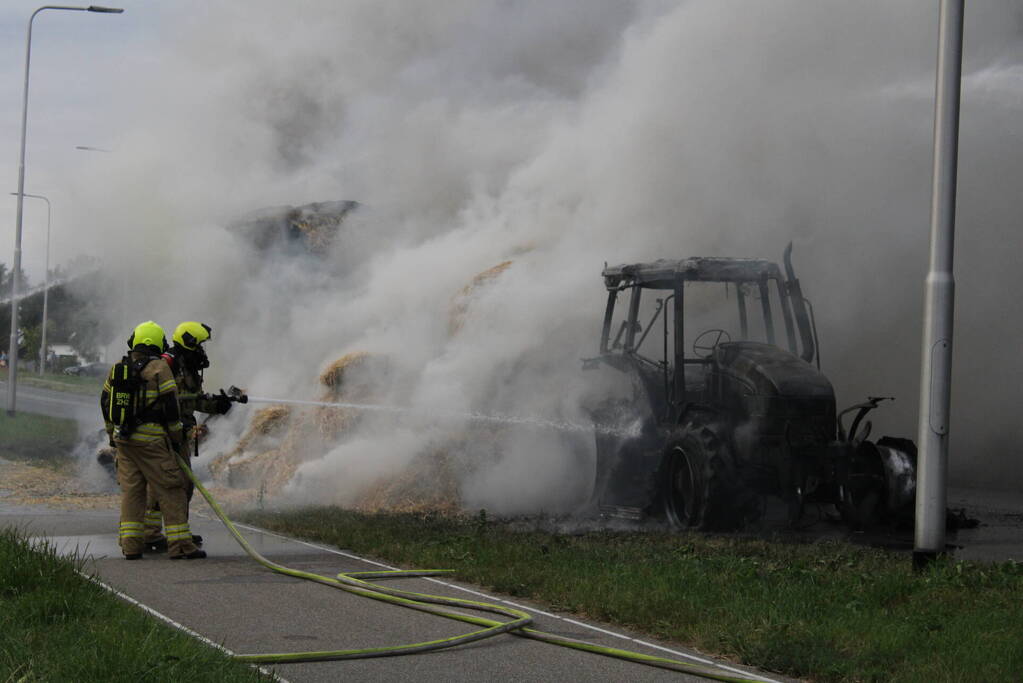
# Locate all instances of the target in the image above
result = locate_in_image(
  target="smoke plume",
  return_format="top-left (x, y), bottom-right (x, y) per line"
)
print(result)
top-left (53, 0), bottom-right (1023, 509)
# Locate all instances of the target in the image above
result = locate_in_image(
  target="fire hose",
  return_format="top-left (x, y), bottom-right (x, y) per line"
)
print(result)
top-left (172, 386), bottom-right (763, 680)
top-left (176, 455), bottom-right (764, 681)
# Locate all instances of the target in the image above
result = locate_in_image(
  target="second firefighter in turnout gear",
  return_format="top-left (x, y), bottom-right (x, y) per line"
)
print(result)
top-left (143, 321), bottom-right (235, 550)
top-left (101, 321), bottom-right (205, 560)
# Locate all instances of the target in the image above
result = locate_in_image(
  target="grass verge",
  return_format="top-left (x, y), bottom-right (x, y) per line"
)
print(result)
top-left (0, 411), bottom-right (78, 469)
top-left (0, 526), bottom-right (266, 682)
top-left (0, 367), bottom-right (103, 395)
top-left (239, 507), bottom-right (1023, 682)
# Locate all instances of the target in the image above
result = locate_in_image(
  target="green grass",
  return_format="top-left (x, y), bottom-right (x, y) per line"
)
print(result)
top-left (0, 526), bottom-right (267, 682)
top-left (0, 411), bottom-right (79, 469)
top-left (239, 507), bottom-right (1023, 682)
top-left (0, 367), bottom-right (104, 395)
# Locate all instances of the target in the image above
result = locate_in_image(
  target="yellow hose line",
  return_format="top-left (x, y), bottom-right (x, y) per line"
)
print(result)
top-left (179, 456), bottom-right (531, 662)
top-left (180, 456), bottom-right (765, 682)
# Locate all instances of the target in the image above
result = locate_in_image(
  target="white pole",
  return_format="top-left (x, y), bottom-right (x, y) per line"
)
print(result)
top-left (914, 0), bottom-right (965, 569)
top-left (11, 193), bottom-right (51, 375)
top-left (37, 195), bottom-right (51, 375)
top-left (5, 5), bottom-right (124, 415)
top-left (7, 7), bottom-right (40, 416)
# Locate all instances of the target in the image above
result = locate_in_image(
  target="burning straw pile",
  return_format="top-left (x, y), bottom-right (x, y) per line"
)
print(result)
top-left (213, 261), bottom-right (518, 514)
top-left (210, 351), bottom-right (411, 503)
top-left (208, 404), bottom-right (293, 490)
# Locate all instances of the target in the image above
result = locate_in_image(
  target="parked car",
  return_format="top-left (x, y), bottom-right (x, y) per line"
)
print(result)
top-left (63, 361), bottom-right (108, 378)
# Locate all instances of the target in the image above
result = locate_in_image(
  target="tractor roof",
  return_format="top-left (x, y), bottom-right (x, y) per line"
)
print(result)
top-left (602, 257), bottom-right (783, 290)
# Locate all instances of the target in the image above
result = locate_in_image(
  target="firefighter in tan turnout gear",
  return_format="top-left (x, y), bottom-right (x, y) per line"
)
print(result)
top-left (143, 321), bottom-right (239, 551)
top-left (101, 321), bottom-right (206, 560)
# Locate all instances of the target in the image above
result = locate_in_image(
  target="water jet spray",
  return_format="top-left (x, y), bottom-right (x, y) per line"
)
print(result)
top-left (239, 393), bottom-right (641, 439)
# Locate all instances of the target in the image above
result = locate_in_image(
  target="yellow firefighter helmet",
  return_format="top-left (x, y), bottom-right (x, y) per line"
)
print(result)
top-left (173, 321), bottom-right (212, 351)
top-left (127, 321), bottom-right (167, 351)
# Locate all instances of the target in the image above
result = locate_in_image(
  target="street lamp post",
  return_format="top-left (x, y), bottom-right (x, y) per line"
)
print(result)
top-left (7, 4), bottom-right (124, 416)
top-left (9, 193), bottom-right (51, 375)
top-left (914, 0), bottom-right (965, 568)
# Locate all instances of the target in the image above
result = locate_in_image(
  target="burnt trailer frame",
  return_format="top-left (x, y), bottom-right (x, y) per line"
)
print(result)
top-left (588, 244), bottom-right (914, 529)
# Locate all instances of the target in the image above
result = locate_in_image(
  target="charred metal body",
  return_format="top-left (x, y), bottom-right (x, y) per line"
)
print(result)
top-left (587, 244), bottom-right (916, 530)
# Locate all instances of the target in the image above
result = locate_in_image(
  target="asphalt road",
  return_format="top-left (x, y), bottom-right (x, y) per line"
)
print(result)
top-left (0, 380), bottom-right (96, 423)
top-left (0, 501), bottom-right (781, 683)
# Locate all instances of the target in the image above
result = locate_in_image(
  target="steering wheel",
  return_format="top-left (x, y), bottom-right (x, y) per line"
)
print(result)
top-left (692, 328), bottom-right (731, 359)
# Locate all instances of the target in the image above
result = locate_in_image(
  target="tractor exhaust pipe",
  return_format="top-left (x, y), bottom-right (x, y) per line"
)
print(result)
top-left (782, 243), bottom-right (816, 365)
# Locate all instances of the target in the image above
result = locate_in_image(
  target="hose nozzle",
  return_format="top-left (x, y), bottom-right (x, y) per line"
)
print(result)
top-left (227, 386), bottom-right (249, 404)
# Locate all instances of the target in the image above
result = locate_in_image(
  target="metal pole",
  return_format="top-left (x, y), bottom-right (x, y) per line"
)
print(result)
top-left (5, 4), bottom-right (124, 416)
top-left (914, 0), bottom-right (965, 569)
top-left (7, 8), bottom-right (41, 416)
top-left (34, 195), bottom-right (52, 374)
top-left (40, 196), bottom-right (50, 374)
top-left (10, 193), bottom-right (51, 375)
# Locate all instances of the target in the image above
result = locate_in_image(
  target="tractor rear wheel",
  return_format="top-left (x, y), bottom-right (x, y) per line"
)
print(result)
top-left (662, 420), bottom-right (739, 530)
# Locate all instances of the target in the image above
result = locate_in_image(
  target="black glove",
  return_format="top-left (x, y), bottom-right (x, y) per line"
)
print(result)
top-left (212, 390), bottom-right (233, 415)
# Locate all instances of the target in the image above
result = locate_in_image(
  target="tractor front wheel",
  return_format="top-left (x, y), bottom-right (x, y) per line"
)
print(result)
top-left (662, 421), bottom-right (740, 530)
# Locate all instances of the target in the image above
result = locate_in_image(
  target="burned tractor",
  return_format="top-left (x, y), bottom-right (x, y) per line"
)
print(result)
top-left (586, 244), bottom-right (916, 530)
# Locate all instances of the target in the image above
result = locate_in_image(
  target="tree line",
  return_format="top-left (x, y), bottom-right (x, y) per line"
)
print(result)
top-left (1, 257), bottom-right (106, 367)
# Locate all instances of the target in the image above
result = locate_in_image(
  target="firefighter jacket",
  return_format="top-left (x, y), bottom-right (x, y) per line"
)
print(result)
top-left (161, 347), bottom-right (223, 429)
top-left (100, 352), bottom-right (183, 446)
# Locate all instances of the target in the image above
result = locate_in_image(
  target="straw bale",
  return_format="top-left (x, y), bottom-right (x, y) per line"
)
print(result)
top-left (311, 406), bottom-right (357, 441)
top-left (352, 445), bottom-right (464, 515)
top-left (449, 260), bottom-right (513, 335)
top-left (316, 351), bottom-right (390, 440)
top-left (228, 200), bottom-right (357, 256)
top-left (286, 201), bottom-right (356, 254)
top-left (218, 448), bottom-right (296, 491)
top-left (213, 404), bottom-right (322, 492)
top-left (207, 452), bottom-right (231, 482)
top-left (261, 453), bottom-right (301, 494)
top-left (318, 351), bottom-right (377, 390)
top-left (342, 416), bottom-right (519, 515)
top-left (215, 348), bottom-right (402, 502)
top-left (215, 404), bottom-right (324, 495)
top-left (279, 409), bottom-right (328, 454)
top-left (209, 405), bottom-right (292, 482)
top-left (247, 405), bottom-right (292, 437)
top-left (289, 219), bottom-right (333, 253)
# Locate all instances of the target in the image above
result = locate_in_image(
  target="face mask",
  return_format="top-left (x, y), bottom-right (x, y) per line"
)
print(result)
top-left (194, 345), bottom-right (210, 370)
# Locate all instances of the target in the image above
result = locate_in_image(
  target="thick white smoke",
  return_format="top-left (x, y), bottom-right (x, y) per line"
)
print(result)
top-left (54, 0), bottom-right (1023, 508)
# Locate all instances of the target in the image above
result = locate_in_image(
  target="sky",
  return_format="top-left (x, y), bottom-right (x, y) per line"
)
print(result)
top-left (2, 1), bottom-right (1022, 505)
top-left (1, 2), bottom-right (156, 278)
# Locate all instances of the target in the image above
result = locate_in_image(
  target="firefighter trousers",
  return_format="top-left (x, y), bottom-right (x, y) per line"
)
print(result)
top-left (116, 437), bottom-right (198, 558)
top-left (143, 439), bottom-right (194, 544)
top-left (143, 477), bottom-right (194, 543)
